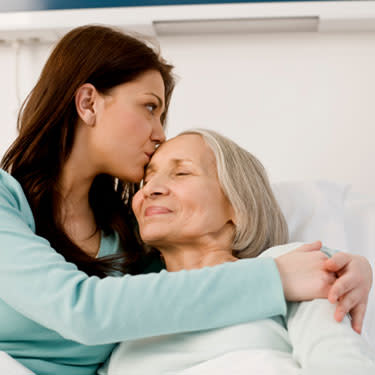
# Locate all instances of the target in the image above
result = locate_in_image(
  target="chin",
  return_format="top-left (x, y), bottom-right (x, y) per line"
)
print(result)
top-left (117, 170), bottom-right (144, 183)
top-left (140, 229), bottom-right (166, 246)
top-left (129, 175), bottom-right (143, 183)
top-left (141, 235), bottom-right (162, 245)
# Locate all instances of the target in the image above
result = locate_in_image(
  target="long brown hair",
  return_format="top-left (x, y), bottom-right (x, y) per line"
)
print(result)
top-left (1, 25), bottom-right (174, 277)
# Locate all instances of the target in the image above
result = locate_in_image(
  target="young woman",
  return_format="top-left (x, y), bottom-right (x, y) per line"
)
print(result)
top-left (0, 25), bottom-right (371, 375)
top-left (104, 129), bottom-right (374, 374)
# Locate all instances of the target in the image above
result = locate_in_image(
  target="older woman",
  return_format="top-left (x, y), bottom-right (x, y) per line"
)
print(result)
top-left (103, 129), bottom-right (374, 374)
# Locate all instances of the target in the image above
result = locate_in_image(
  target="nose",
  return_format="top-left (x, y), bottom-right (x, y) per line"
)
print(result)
top-left (151, 118), bottom-right (166, 145)
top-left (142, 175), bottom-right (169, 199)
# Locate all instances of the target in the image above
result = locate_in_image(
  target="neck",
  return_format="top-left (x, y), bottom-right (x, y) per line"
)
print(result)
top-left (55, 125), bottom-right (104, 254)
top-left (58, 161), bottom-right (97, 238)
top-left (58, 122), bottom-right (99, 218)
top-left (159, 242), bottom-right (237, 272)
top-left (59, 162), bottom-right (95, 216)
top-left (57, 126), bottom-right (101, 235)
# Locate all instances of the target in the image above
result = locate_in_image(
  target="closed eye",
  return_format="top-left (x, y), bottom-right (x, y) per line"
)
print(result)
top-left (142, 178), bottom-right (150, 186)
top-left (141, 176), bottom-right (152, 187)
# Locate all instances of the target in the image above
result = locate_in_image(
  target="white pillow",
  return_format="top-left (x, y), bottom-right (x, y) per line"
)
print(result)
top-left (272, 180), bottom-right (349, 250)
top-left (272, 180), bottom-right (375, 350)
top-left (344, 191), bottom-right (375, 262)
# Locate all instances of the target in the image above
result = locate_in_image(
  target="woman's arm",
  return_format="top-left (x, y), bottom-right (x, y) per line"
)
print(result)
top-left (287, 299), bottom-right (375, 373)
top-left (0, 171), bottom-right (287, 345)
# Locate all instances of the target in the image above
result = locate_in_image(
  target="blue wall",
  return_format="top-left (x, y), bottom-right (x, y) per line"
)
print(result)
top-left (0, 1), bottom-right (331, 13)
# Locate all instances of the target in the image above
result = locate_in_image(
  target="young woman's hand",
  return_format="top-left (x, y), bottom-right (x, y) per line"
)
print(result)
top-left (324, 252), bottom-right (373, 334)
top-left (275, 241), bottom-right (336, 301)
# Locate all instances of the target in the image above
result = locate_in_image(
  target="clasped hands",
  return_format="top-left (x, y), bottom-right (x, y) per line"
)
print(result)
top-left (275, 241), bottom-right (373, 334)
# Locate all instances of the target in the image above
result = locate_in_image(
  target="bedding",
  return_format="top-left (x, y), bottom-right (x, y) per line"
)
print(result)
top-left (178, 299), bottom-right (375, 375)
top-left (103, 243), bottom-right (375, 375)
top-left (178, 350), bottom-right (301, 375)
top-left (273, 180), bottom-right (375, 349)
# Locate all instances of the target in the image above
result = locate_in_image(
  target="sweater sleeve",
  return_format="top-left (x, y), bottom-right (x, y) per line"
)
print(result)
top-left (286, 299), bottom-right (375, 373)
top-left (0, 171), bottom-right (286, 346)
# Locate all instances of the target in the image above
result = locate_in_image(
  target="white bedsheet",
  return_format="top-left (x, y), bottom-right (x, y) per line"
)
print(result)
top-left (178, 349), bottom-right (301, 375)
top-left (105, 244), bottom-right (375, 375)
top-left (178, 347), bottom-right (374, 375)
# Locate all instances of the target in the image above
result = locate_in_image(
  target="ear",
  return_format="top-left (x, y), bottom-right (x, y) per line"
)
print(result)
top-left (75, 83), bottom-right (100, 126)
top-left (228, 217), bottom-right (237, 227)
top-left (226, 202), bottom-right (237, 226)
top-left (230, 217), bottom-right (237, 226)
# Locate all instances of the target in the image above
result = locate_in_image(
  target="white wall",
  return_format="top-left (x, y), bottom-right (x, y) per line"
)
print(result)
top-left (0, 42), bottom-right (53, 157)
top-left (1, 30), bottom-right (375, 194)
top-left (0, 45), bottom-right (18, 155)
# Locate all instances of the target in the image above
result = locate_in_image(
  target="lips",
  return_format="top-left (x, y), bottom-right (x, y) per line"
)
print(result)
top-left (145, 151), bottom-right (154, 159)
top-left (145, 206), bottom-right (172, 217)
top-left (144, 153), bottom-right (152, 161)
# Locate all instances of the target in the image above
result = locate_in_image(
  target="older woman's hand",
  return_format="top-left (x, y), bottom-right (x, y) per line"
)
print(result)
top-left (324, 253), bottom-right (373, 334)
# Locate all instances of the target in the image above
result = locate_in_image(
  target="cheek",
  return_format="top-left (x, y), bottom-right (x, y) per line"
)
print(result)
top-left (102, 107), bottom-right (144, 138)
top-left (193, 189), bottom-right (229, 220)
top-left (121, 108), bottom-right (150, 133)
top-left (131, 193), bottom-right (143, 219)
top-left (182, 193), bottom-right (214, 220)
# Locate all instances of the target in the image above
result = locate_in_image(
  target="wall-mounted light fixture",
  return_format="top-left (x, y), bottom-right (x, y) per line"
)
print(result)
top-left (154, 16), bottom-right (319, 36)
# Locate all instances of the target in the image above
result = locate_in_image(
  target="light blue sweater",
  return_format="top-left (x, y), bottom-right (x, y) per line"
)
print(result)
top-left (0, 169), bottom-right (286, 375)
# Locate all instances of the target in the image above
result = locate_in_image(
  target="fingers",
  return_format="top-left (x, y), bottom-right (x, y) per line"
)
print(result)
top-left (350, 303), bottom-right (367, 334)
top-left (328, 273), bottom-right (355, 303)
top-left (325, 271), bottom-right (337, 286)
top-left (297, 241), bottom-right (322, 253)
top-left (334, 299), bottom-right (366, 334)
top-left (334, 306), bottom-right (346, 323)
top-left (335, 289), bottom-right (362, 322)
top-left (327, 253), bottom-right (371, 334)
top-left (324, 252), bottom-right (351, 273)
top-left (333, 288), bottom-right (355, 320)
top-left (319, 271), bottom-right (338, 299)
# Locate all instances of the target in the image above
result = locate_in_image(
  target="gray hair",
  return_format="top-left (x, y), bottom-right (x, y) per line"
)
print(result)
top-left (178, 128), bottom-right (289, 258)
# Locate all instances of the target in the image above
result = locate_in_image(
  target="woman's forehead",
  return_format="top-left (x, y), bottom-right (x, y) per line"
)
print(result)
top-left (150, 134), bottom-right (216, 172)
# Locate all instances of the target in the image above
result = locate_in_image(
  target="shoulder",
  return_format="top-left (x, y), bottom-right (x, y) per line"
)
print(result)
top-left (257, 242), bottom-right (305, 259)
top-left (258, 242), bottom-right (337, 259)
top-left (0, 169), bottom-right (35, 231)
top-left (0, 169), bottom-right (26, 205)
